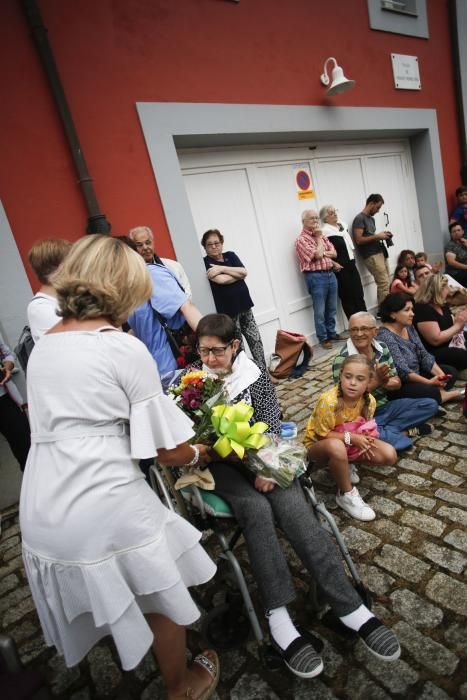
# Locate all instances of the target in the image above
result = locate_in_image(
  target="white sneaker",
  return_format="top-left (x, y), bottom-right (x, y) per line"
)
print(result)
top-left (349, 464), bottom-right (360, 485)
top-left (336, 488), bottom-right (376, 521)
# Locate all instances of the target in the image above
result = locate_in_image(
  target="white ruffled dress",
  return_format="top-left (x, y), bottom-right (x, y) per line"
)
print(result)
top-left (19, 329), bottom-right (216, 670)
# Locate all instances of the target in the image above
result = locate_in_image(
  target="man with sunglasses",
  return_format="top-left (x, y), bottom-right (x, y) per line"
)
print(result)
top-left (332, 312), bottom-right (438, 453)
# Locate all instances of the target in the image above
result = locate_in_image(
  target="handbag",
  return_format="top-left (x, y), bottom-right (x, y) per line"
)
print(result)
top-left (14, 325), bottom-right (35, 374)
top-left (152, 308), bottom-right (198, 368)
top-left (334, 418), bottom-right (379, 462)
top-left (269, 330), bottom-right (313, 379)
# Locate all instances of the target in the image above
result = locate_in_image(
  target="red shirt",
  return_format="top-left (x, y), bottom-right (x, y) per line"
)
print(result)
top-left (295, 229), bottom-right (336, 273)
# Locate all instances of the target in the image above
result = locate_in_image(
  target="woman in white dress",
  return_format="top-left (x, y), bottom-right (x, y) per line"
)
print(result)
top-left (20, 235), bottom-right (219, 700)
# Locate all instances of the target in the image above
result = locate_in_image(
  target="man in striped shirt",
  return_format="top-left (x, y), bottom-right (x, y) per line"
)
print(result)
top-left (295, 209), bottom-right (344, 349)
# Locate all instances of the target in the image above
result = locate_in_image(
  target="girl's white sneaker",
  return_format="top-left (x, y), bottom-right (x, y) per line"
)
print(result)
top-left (336, 488), bottom-right (375, 521)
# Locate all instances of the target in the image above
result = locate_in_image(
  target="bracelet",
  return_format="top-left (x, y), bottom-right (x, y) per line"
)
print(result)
top-left (343, 431), bottom-right (352, 446)
top-left (184, 445), bottom-right (199, 467)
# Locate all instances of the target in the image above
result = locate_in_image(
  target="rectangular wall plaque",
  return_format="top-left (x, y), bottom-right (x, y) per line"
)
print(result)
top-left (391, 53), bottom-right (421, 90)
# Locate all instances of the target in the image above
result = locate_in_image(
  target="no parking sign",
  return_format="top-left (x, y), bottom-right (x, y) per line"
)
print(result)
top-left (295, 169), bottom-right (314, 200)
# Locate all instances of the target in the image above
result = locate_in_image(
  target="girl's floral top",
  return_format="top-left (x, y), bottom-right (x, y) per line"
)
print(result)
top-left (303, 385), bottom-right (376, 448)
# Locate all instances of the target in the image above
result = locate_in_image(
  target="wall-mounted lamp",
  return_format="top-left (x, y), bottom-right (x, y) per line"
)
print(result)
top-left (320, 57), bottom-right (355, 96)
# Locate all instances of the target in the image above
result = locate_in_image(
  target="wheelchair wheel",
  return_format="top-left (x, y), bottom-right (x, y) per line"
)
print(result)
top-left (201, 602), bottom-right (250, 650)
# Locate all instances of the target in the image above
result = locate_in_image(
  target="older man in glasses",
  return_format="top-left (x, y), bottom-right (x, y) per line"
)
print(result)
top-left (129, 225), bottom-right (192, 298)
top-left (127, 226), bottom-right (202, 383)
top-left (332, 312), bottom-right (438, 453)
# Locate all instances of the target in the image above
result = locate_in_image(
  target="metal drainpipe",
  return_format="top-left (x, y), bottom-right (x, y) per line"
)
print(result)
top-left (22, 0), bottom-right (111, 233)
top-left (450, 0), bottom-right (467, 184)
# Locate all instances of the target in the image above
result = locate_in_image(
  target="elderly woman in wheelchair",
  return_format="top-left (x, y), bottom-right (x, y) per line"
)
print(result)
top-left (181, 314), bottom-right (400, 679)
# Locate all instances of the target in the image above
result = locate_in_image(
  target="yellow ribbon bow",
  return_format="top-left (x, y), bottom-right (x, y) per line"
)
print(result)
top-left (211, 401), bottom-right (269, 459)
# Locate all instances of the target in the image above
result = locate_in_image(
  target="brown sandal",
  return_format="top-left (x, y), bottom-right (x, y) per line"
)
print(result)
top-left (185, 650), bottom-right (220, 700)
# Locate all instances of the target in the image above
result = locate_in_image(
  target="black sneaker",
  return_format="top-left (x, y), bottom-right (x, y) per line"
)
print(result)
top-left (272, 635), bottom-right (324, 679)
top-left (406, 423), bottom-right (433, 438)
top-left (358, 618), bottom-right (401, 662)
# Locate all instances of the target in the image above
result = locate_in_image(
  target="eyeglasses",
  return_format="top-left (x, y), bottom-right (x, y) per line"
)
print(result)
top-left (197, 343), bottom-right (232, 357)
top-left (206, 241), bottom-right (222, 248)
top-left (349, 326), bottom-right (377, 334)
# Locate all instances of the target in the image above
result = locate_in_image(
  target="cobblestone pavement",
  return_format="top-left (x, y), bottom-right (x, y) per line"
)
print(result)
top-left (1, 351), bottom-right (467, 699)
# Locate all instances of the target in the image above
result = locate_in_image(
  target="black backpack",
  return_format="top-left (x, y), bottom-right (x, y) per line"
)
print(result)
top-left (14, 325), bottom-right (35, 373)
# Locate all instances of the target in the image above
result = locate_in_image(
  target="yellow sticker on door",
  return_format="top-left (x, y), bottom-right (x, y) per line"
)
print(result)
top-left (295, 169), bottom-right (314, 199)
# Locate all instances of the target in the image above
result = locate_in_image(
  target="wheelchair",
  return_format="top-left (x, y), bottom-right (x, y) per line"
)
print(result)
top-left (149, 424), bottom-right (372, 667)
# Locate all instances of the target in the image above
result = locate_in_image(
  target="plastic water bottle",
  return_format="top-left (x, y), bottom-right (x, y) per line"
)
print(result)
top-left (280, 421), bottom-right (298, 440)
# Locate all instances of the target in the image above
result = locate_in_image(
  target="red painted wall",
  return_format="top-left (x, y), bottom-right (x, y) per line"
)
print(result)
top-left (0, 0), bottom-right (461, 289)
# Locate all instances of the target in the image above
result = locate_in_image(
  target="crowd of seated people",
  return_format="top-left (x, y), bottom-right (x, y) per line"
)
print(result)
top-left (4, 183), bottom-right (467, 694)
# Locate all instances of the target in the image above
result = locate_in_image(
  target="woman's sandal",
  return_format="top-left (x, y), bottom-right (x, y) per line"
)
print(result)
top-left (185, 650), bottom-right (220, 700)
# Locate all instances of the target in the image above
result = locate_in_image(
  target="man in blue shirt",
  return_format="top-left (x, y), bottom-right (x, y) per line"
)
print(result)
top-left (128, 263), bottom-right (202, 383)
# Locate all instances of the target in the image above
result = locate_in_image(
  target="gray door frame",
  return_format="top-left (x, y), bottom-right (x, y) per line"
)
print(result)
top-left (137, 102), bottom-right (447, 313)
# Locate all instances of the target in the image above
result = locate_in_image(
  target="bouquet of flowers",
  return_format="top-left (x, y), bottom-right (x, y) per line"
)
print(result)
top-left (208, 404), bottom-right (304, 488)
top-left (169, 370), bottom-right (226, 443)
top-left (170, 374), bottom-right (304, 488)
top-left (246, 435), bottom-right (307, 489)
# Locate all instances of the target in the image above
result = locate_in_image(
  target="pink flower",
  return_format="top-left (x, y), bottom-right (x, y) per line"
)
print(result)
top-left (180, 386), bottom-right (202, 409)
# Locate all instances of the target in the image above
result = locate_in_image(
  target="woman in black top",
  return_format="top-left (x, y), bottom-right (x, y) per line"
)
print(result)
top-left (320, 205), bottom-right (367, 319)
top-left (201, 229), bottom-right (266, 369)
top-left (413, 274), bottom-right (467, 370)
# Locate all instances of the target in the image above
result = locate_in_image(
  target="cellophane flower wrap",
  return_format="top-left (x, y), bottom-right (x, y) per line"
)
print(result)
top-left (246, 435), bottom-right (307, 488)
top-left (168, 370), bottom-right (226, 443)
top-left (169, 375), bottom-right (302, 487)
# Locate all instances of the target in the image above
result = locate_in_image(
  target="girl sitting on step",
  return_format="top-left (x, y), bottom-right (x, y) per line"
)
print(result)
top-left (304, 354), bottom-right (397, 522)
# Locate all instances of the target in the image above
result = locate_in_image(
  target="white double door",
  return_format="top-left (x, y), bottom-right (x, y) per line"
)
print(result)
top-left (180, 140), bottom-right (422, 356)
